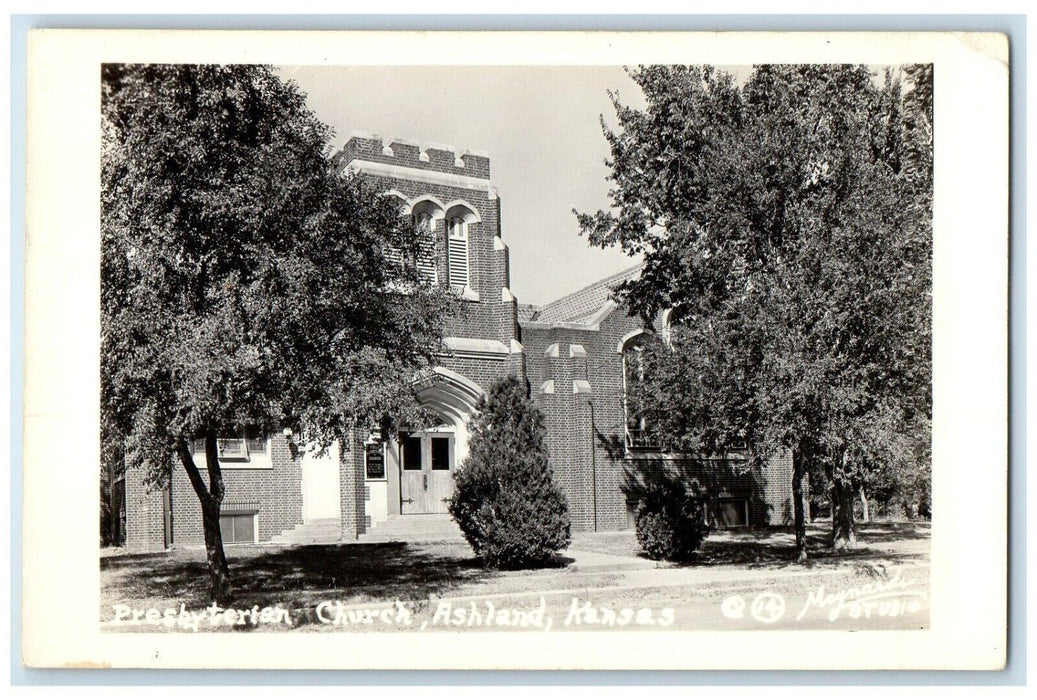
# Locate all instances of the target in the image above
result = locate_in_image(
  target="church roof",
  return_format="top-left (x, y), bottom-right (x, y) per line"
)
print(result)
top-left (516, 303), bottom-right (540, 323)
top-left (528, 264), bottom-right (642, 324)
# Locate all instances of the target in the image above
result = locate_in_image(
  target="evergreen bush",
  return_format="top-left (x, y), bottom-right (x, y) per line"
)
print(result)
top-left (633, 476), bottom-right (710, 562)
top-left (449, 375), bottom-right (571, 569)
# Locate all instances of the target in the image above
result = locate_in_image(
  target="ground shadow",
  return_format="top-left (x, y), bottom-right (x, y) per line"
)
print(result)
top-left (850, 521), bottom-right (931, 543)
top-left (676, 523), bottom-right (930, 570)
top-left (529, 554), bottom-right (575, 570)
top-left (101, 541), bottom-right (495, 614)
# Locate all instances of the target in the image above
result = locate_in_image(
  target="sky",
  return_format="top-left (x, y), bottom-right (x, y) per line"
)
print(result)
top-left (280, 65), bottom-right (647, 306)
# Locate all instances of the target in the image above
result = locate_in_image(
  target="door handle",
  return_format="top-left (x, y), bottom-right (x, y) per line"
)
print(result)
top-left (423, 474), bottom-right (428, 490)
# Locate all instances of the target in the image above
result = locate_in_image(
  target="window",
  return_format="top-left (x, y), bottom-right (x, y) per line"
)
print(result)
top-left (447, 216), bottom-right (469, 288)
top-left (217, 438), bottom-right (247, 460)
top-left (220, 512), bottom-right (256, 544)
top-left (712, 498), bottom-right (749, 528)
top-left (431, 437), bottom-right (450, 471)
top-left (385, 245), bottom-right (404, 270)
top-left (245, 437), bottom-right (268, 455)
top-left (661, 308), bottom-right (674, 347)
top-left (191, 435), bottom-right (270, 467)
top-left (385, 210), bottom-right (437, 286)
top-left (622, 334), bottom-right (661, 450)
top-left (400, 433), bottom-right (422, 471)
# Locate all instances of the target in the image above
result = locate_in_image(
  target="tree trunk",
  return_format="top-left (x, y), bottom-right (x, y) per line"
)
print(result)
top-left (859, 484), bottom-right (870, 523)
top-left (830, 452), bottom-right (856, 551)
top-left (201, 497), bottom-right (232, 605)
top-left (791, 444), bottom-right (810, 562)
top-left (176, 434), bottom-right (233, 605)
top-left (903, 498), bottom-right (916, 520)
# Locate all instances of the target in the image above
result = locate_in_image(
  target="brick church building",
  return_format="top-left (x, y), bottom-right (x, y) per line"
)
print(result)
top-left (117, 133), bottom-right (794, 550)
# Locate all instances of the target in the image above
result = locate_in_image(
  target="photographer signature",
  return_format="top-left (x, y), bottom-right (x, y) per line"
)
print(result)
top-left (720, 568), bottom-right (927, 624)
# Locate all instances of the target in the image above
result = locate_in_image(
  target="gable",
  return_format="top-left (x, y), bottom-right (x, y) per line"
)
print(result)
top-left (527, 264), bottom-right (642, 324)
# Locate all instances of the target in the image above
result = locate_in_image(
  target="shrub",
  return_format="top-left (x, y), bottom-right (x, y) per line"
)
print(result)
top-left (633, 477), bottom-right (710, 562)
top-left (449, 375), bottom-right (571, 569)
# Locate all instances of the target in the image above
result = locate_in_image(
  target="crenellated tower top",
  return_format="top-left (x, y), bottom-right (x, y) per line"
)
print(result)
top-left (333, 131), bottom-right (490, 180)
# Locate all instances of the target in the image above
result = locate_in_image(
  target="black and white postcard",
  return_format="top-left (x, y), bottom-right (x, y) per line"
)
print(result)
top-left (22, 29), bottom-right (1008, 670)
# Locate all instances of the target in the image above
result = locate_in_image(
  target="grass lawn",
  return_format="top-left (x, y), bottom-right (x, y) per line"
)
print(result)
top-left (571, 521), bottom-right (931, 568)
top-left (101, 539), bottom-right (625, 628)
top-left (101, 521), bottom-right (930, 632)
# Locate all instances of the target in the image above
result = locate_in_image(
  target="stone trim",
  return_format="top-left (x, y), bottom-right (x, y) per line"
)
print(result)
top-left (345, 159), bottom-right (494, 192)
top-left (617, 328), bottom-right (650, 353)
top-left (441, 336), bottom-right (508, 361)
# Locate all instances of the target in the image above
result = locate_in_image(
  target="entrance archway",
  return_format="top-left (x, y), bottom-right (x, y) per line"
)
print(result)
top-left (413, 367), bottom-right (484, 465)
top-left (393, 367), bottom-right (484, 515)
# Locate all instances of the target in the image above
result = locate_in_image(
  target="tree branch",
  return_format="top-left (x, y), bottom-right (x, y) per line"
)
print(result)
top-left (204, 431), bottom-right (226, 504)
top-left (175, 437), bottom-right (212, 506)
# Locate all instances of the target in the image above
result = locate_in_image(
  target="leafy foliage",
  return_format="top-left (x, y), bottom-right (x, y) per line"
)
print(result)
top-left (449, 376), bottom-right (571, 569)
top-left (101, 64), bottom-right (454, 600)
top-left (632, 473), bottom-right (710, 562)
top-left (578, 65), bottom-right (932, 557)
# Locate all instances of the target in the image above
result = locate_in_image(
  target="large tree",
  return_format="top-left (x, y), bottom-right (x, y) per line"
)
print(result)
top-left (101, 64), bottom-right (454, 602)
top-left (577, 65), bottom-right (932, 559)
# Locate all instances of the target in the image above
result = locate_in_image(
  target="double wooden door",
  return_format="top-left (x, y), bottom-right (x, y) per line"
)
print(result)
top-left (399, 432), bottom-right (455, 514)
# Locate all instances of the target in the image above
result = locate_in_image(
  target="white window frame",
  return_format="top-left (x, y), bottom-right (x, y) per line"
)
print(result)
top-left (191, 434), bottom-right (273, 470)
top-left (442, 201), bottom-right (481, 301)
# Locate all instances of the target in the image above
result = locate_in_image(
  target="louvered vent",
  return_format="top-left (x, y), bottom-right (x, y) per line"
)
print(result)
top-left (385, 246), bottom-right (403, 270)
top-left (447, 218), bottom-right (469, 288)
top-left (416, 212), bottom-right (438, 284)
top-left (417, 241), bottom-right (437, 284)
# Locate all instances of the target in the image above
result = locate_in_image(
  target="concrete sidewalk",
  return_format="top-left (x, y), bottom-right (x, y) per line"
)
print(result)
top-left (562, 548), bottom-right (661, 573)
top-left (431, 554), bottom-right (930, 607)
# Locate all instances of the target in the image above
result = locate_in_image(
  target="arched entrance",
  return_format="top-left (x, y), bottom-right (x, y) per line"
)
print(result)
top-left (391, 367), bottom-right (483, 515)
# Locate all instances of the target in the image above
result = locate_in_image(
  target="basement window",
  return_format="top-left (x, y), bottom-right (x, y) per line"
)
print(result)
top-left (220, 511), bottom-right (257, 544)
top-left (713, 498), bottom-right (749, 528)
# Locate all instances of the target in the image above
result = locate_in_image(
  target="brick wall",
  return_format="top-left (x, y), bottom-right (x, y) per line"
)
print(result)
top-left (121, 132), bottom-right (794, 547)
top-left (164, 434), bottom-right (302, 547)
top-left (520, 304), bottom-right (796, 532)
top-left (123, 470), bottom-right (166, 550)
top-left (336, 136), bottom-right (490, 181)
top-left (437, 355), bottom-right (509, 395)
top-left (760, 449), bottom-right (795, 526)
top-left (339, 135), bottom-right (514, 348)
top-left (356, 175), bottom-right (508, 344)
top-left (339, 434), bottom-right (367, 539)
